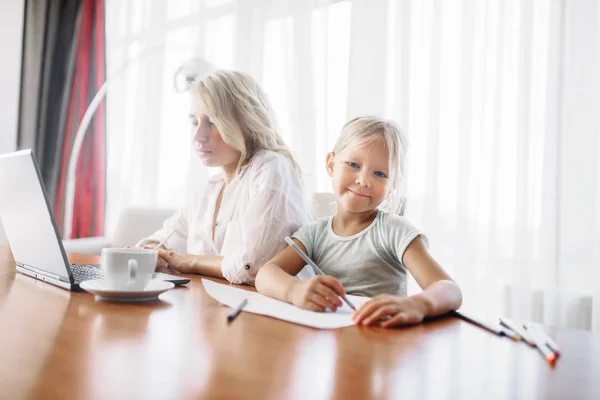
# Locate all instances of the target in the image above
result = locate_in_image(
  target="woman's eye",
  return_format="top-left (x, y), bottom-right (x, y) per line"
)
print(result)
top-left (207, 121), bottom-right (215, 128)
top-left (374, 171), bottom-right (388, 178)
top-left (347, 162), bottom-right (359, 168)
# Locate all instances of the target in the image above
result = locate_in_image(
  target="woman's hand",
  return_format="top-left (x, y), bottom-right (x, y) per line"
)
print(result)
top-left (157, 249), bottom-right (198, 273)
top-left (352, 295), bottom-right (429, 328)
top-left (288, 276), bottom-right (345, 312)
top-left (126, 243), bottom-right (168, 269)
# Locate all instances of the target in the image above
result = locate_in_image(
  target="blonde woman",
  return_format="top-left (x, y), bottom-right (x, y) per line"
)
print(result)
top-left (136, 70), bottom-right (308, 284)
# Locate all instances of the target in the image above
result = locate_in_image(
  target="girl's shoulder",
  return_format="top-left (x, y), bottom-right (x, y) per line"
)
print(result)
top-left (294, 216), bottom-right (331, 240)
top-left (375, 210), bottom-right (428, 247)
top-left (376, 210), bottom-right (417, 231)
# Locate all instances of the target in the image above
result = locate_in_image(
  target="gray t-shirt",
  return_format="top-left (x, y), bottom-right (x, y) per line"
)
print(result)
top-left (292, 210), bottom-right (428, 298)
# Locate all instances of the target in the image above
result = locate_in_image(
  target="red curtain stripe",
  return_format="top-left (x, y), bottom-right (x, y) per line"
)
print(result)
top-left (54, 0), bottom-right (106, 239)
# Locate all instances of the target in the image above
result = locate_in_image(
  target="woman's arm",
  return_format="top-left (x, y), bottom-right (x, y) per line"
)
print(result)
top-left (220, 156), bottom-right (309, 284)
top-left (156, 250), bottom-right (224, 277)
top-left (353, 237), bottom-right (462, 327)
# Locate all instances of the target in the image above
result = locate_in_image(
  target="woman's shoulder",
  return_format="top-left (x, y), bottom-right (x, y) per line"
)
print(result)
top-left (244, 150), bottom-right (299, 184)
top-left (248, 150), bottom-right (293, 170)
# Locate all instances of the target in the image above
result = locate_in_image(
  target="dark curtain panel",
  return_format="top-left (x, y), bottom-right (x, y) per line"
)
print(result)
top-left (18, 0), bottom-right (106, 239)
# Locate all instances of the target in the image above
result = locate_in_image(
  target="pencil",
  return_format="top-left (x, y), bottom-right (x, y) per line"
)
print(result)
top-left (284, 236), bottom-right (356, 311)
top-left (453, 310), bottom-right (504, 336)
top-left (227, 298), bottom-right (248, 322)
top-left (499, 326), bottom-right (521, 341)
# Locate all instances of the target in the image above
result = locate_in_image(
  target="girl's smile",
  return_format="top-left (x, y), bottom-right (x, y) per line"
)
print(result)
top-left (347, 188), bottom-right (370, 198)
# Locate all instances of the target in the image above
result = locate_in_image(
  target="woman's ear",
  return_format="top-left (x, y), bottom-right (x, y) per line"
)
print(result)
top-left (325, 152), bottom-right (335, 177)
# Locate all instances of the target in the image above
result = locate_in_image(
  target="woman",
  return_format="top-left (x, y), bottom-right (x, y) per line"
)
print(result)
top-left (136, 70), bottom-right (308, 284)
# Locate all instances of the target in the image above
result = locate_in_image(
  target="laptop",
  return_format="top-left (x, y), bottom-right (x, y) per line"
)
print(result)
top-left (0, 149), bottom-right (189, 290)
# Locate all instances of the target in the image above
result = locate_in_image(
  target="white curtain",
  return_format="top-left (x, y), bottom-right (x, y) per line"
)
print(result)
top-left (105, 0), bottom-right (600, 331)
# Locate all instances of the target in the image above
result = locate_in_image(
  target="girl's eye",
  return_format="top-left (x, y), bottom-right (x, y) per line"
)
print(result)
top-left (190, 120), bottom-right (199, 127)
top-left (207, 121), bottom-right (215, 128)
top-left (374, 171), bottom-right (388, 178)
top-left (347, 161), bottom-right (360, 168)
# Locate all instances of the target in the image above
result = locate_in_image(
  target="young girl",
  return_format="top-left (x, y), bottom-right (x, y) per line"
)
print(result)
top-left (255, 117), bottom-right (462, 328)
top-left (135, 70), bottom-right (308, 284)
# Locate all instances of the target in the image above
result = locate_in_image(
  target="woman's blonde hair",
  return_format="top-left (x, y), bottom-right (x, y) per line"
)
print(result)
top-left (191, 70), bottom-right (300, 176)
top-left (332, 116), bottom-right (408, 215)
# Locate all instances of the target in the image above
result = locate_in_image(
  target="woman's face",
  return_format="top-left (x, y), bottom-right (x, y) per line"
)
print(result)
top-left (190, 101), bottom-right (241, 172)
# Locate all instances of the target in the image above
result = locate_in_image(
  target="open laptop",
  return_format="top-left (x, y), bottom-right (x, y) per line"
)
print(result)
top-left (0, 149), bottom-right (189, 290)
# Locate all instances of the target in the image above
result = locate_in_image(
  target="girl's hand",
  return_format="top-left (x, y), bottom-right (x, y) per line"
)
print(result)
top-left (157, 249), bottom-right (197, 273)
top-left (289, 276), bottom-right (345, 312)
top-left (352, 295), bottom-right (428, 328)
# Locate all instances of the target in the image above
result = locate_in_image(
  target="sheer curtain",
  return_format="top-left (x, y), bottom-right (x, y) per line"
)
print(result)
top-left (105, 0), bottom-right (600, 331)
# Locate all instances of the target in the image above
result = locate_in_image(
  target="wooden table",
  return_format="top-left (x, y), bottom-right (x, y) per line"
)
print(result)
top-left (1, 245), bottom-right (599, 399)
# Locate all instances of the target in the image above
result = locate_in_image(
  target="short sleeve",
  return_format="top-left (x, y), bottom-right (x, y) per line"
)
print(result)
top-left (385, 213), bottom-right (429, 267)
top-left (291, 221), bottom-right (319, 259)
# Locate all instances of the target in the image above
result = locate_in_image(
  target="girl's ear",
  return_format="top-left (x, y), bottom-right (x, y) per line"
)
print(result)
top-left (325, 152), bottom-right (335, 177)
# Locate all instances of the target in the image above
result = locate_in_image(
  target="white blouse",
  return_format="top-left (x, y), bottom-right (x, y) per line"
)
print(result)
top-left (138, 150), bottom-right (309, 284)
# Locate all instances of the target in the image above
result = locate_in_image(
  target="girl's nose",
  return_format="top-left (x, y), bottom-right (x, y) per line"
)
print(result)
top-left (355, 171), bottom-right (371, 188)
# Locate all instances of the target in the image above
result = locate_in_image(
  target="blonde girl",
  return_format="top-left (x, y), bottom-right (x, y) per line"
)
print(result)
top-left (255, 117), bottom-right (462, 328)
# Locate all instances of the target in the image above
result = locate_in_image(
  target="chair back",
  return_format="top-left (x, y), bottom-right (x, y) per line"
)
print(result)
top-left (111, 207), bottom-right (176, 248)
top-left (311, 192), bottom-right (336, 219)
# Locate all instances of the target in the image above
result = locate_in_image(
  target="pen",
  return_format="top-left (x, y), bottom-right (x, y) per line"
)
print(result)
top-left (539, 328), bottom-right (561, 355)
top-left (524, 323), bottom-right (559, 365)
top-left (284, 236), bottom-right (356, 311)
top-left (499, 318), bottom-right (535, 346)
top-left (152, 229), bottom-right (176, 251)
top-left (227, 298), bottom-right (248, 322)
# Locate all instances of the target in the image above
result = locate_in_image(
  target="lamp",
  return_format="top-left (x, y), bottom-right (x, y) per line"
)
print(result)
top-left (63, 46), bottom-right (214, 239)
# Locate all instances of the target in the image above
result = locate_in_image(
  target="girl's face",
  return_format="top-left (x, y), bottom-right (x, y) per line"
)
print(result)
top-left (190, 101), bottom-right (241, 172)
top-left (326, 138), bottom-right (393, 214)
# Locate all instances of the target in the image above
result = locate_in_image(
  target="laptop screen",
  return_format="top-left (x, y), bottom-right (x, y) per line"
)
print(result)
top-left (0, 149), bottom-right (72, 282)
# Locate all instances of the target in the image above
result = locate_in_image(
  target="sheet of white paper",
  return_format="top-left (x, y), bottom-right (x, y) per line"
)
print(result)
top-left (202, 279), bottom-right (370, 329)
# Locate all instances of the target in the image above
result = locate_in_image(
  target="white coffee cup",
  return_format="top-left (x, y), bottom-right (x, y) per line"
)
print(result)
top-left (101, 248), bottom-right (157, 291)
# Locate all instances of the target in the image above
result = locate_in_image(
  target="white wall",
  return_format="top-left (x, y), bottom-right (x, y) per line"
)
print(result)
top-left (0, 0), bottom-right (25, 244)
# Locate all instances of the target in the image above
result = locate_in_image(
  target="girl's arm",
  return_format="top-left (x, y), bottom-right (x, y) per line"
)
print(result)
top-left (403, 237), bottom-right (463, 315)
top-left (255, 244), bottom-right (307, 301)
top-left (256, 239), bottom-right (346, 312)
top-left (353, 236), bottom-right (462, 327)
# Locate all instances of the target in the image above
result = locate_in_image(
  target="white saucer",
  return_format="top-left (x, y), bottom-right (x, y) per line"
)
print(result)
top-left (80, 279), bottom-right (175, 302)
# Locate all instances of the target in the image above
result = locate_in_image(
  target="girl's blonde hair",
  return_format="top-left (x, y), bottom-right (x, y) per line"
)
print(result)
top-left (191, 70), bottom-right (301, 176)
top-left (332, 117), bottom-right (408, 215)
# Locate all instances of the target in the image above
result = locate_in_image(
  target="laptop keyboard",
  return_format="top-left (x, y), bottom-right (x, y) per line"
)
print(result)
top-left (70, 264), bottom-right (105, 283)
top-left (70, 264), bottom-right (165, 284)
